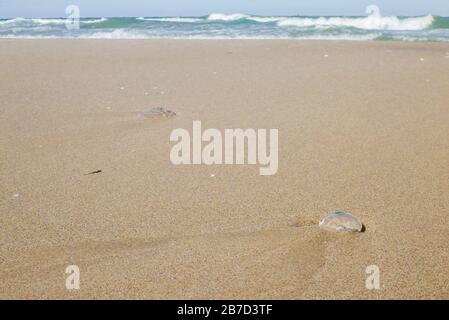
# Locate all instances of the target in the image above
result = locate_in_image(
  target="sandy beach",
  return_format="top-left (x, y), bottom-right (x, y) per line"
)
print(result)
top-left (0, 39), bottom-right (448, 299)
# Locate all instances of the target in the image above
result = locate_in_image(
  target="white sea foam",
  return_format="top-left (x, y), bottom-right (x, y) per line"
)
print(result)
top-left (207, 13), bottom-right (249, 21)
top-left (84, 29), bottom-right (150, 39)
top-left (0, 17), bottom-right (27, 25)
top-left (138, 17), bottom-right (202, 23)
top-left (6, 32), bottom-right (444, 41)
top-left (277, 14), bottom-right (434, 31)
top-left (0, 18), bottom-right (67, 25)
top-left (0, 34), bottom-right (60, 39)
top-left (82, 18), bottom-right (108, 24)
top-left (247, 16), bottom-right (282, 23)
top-left (0, 13), bottom-right (445, 42)
top-left (30, 18), bottom-right (67, 25)
top-left (213, 15), bottom-right (276, 23)
top-left (295, 33), bottom-right (381, 41)
top-left (66, 30), bottom-right (381, 41)
top-left (0, 17), bottom-right (107, 26)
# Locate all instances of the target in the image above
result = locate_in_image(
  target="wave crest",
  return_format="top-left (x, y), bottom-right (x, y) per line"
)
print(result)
top-left (0, 17), bottom-right (27, 25)
top-left (138, 17), bottom-right (202, 23)
top-left (0, 17), bottom-right (108, 26)
top-left (207, 13), bottom-right (249, 21)
top-left (277, 14), bottom-right (434, 31)
top-left (82, 18), bottom-right (108, 24)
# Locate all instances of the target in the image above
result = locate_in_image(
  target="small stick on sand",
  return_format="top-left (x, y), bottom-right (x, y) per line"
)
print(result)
top-left (85, 170), bottom-right (102, 175)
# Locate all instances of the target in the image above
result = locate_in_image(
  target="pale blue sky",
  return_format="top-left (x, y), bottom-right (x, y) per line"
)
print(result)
top-left (1, 0), bottom-right (448, 18)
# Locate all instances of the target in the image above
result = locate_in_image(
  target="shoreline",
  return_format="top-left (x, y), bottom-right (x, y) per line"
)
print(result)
top-left (1, 37), bottom-right (449, 43)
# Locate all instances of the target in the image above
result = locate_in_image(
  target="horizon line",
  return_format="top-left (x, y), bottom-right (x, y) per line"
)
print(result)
top-left (1, 13), bottom-right (445, 19)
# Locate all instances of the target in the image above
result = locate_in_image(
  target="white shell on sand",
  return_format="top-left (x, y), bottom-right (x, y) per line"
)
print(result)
top-left (319, 211), bottom-right (363, 233)
top-left (139, 107), bottom-right (176, 118)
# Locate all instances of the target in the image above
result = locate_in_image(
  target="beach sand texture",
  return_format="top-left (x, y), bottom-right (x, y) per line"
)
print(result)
top-left (0, 39), bottom-right (449, 299)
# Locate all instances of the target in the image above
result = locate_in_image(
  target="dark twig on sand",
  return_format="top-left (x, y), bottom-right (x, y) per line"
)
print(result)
top-left (85, 170), bottom-right (102, 175)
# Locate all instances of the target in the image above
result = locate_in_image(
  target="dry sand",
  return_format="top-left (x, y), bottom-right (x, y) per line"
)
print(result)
top-left (0, 39), bottom-right (448, 299)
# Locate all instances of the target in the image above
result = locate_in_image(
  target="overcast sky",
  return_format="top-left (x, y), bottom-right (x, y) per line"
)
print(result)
top-left (1, 0), bottom-right (448, 18)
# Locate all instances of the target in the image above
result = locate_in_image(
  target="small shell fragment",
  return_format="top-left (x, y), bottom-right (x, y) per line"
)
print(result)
top-left (139, 107), bottom-right (176, 118)
top-left (319, 211), bottom-right (363, 233)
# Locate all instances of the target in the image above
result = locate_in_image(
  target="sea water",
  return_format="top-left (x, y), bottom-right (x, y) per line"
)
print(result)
top-left (1, 12), bottom-right (449, 41)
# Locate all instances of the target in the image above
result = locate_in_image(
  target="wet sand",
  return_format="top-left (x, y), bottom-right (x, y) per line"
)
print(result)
top-left (0, 39), bottom-right (448, 299)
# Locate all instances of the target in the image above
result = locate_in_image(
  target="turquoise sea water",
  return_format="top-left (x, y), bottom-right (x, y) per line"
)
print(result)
top-left (1, 13), bottom-right (449, 41)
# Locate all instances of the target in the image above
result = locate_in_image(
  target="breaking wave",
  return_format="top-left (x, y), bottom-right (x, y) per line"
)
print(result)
top-left (277, 14), bottom-right (434, 31)
top-left (0, 11), bottom-right (448, 42)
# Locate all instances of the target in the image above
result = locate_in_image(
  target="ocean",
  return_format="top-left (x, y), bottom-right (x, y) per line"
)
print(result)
top-left (1, 12), bottom-right (449, 41)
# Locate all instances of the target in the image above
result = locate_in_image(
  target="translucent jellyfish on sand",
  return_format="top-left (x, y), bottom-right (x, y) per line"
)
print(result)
top-left (319, 211), bottom-right (364, 233)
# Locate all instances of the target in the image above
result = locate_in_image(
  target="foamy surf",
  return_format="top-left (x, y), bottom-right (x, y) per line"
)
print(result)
top-left (207, 13), bottom-right (250, 21)
top-left (277, 14), bottom-right (434, 30)
top-left (82, 18), bottom-right (108, 24)
top-left (0, 13), bottom-right (448, 41)
top-left (137, 17), bottom-right (202, 23)
top-left (0, 17), bottom-right (108, 25)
